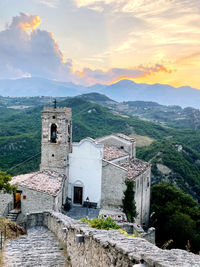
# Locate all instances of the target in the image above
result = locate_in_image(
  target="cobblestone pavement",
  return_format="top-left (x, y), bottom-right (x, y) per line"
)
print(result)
top-left (65, 206), bottom-right (100, 220)
top-left (3, 226), bottom-right (67, 267)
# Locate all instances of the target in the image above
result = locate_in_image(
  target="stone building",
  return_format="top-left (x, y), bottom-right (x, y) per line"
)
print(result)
top-left (0, 106), bottom-right (151, 226)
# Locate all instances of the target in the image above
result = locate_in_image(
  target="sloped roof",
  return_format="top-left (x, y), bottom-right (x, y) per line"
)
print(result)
top-left (114, 133), bottom-right (135, 142)
top-left (103, 146), bottom-right (129, 161)
top-left (11, 170), bottom-right (64, 196)
top-left (120, 158), bottom-right (150, 179)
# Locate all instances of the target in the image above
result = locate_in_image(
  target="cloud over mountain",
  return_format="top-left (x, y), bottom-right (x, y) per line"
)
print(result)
top-left (0, 13), bottom-right (73, 81)
top-left (76, 64), bottom-right (173, 85)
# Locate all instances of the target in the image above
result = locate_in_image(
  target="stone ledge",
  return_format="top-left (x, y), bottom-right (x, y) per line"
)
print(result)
top-left (27, 211), bottom-right (200, 267)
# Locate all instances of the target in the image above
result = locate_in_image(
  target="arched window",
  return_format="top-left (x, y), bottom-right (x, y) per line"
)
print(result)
top-left (50, 124), bottom-right (57, 143)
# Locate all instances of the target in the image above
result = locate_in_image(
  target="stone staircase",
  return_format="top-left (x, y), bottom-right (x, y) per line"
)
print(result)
top-left (3, 226), bottom-right (68, 267)
top-left (6, 209), bottom-right (20, 222)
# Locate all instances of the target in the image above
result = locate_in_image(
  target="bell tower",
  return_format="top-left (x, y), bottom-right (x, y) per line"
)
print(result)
top-left (40, 105), bottom-right (72, 175)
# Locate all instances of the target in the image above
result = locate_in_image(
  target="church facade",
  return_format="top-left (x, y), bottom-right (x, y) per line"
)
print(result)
top-left (0, 106), bottom-right (151, 227)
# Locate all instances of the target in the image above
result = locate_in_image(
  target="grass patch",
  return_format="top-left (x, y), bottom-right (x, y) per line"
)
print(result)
top-left (0, 217), bottom-right (26, 239)
top-left (130, 133), bottom-right (154, 147)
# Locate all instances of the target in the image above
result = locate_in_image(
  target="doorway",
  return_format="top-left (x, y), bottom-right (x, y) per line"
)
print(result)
top-left (14, 191), bottom-right (22, 209)
top-left (73, 186), bottom-right (83, 205)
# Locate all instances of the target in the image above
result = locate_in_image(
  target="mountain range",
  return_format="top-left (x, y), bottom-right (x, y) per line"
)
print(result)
top-left (0, 77), bottom-right (200, 108)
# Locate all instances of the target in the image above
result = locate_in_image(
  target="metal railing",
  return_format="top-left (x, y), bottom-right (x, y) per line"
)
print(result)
top-left (3, 201), bottom-right (13, 217)
top-left (0, 226), bottom-right (7, 250)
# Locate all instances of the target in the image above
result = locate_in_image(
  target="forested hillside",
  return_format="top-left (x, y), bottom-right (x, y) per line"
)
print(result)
top-left (1, 96), bottom-right (200, 203)
top-left (78, 93), bottom-right (200, 130)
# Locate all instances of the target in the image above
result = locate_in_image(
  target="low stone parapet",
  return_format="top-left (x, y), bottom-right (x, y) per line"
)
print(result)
top-left (27, 211), bottom-right (200, 267)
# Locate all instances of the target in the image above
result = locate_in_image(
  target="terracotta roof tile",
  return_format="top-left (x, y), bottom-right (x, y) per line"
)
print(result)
top-left (114, 133), bottom-right (135, 142)
top-left (103, 146), bottom-right (129, 161)
top-left (11, 170), bottom-right (63, 196)
top-left (120, 158), bottom-right (150, 179)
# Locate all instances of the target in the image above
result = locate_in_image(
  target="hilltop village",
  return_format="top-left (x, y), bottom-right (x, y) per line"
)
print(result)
top-left (0, 105), bottom-right (151, 227)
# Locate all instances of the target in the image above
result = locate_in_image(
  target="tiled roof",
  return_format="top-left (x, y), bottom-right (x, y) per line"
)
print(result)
top-left (103, 146), bottom-right (129, 161)
top-left (114, 133), bottom-right (135, 142)
top-left (120, 158), bottom-right (150, 179)
top-left (11, 170), bottom-right (63, 196)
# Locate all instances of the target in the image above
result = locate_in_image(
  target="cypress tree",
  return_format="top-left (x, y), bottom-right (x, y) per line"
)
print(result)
top-left (122, 180), bottom-right (137, 222)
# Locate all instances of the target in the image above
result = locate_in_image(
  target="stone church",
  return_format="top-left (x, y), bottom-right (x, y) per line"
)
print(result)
top-left (0, 106), bottom-right (151, 226)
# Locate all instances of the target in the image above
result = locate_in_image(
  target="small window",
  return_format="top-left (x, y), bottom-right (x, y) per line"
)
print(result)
top-left (52, 116), bottom-right (55, 119)
top-left (120, 146), bottom-right (124, 149)
top-left (50, 124), bottom-right (57, 143)
top-left (52, 154), bottom-right (54, 157)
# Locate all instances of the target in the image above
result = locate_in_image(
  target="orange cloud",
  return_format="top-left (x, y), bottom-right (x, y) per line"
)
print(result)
top-left (76, 71), bottom-right (85, 78)
top-left (19, 15), bottom-right (42, 32)
top-left (110, 64), bottom-right (174, 84)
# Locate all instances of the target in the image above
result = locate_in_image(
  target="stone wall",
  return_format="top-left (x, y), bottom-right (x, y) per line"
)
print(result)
top-left (134, 167), bottom-right (151, 227)
top-left (16, 186), bottom-right (54, 222)
top-left (97, 135), bottom-right (136, 159)
top-left (101, 160), bottom-right (126, 209)
top-left (40, 106), bottom-right (72, 176)
top-left (26, 211), bottom-right (200, 267)
top-left (0, 192), bottom-right (13, 216)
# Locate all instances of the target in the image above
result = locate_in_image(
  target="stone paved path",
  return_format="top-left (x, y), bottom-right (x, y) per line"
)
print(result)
top-left (3, 226), bottom-right (67, 267)
top-left (65, 206), bottom-right (100, 220)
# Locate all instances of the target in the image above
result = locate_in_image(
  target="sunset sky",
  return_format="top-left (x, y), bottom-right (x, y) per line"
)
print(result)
top-left (0, 0), bottom-right (199, 88)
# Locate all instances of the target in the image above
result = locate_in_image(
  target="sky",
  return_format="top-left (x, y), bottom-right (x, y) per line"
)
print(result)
top-left (0, 0), bottom-right (199, 88)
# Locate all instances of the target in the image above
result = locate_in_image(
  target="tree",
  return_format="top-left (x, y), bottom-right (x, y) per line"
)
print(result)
top-left (0, 170), bottom-right (16, 193)
top-left (151, 182), bottom-right (200, 253)
top-left (122, 180), bottom-right (137, 222)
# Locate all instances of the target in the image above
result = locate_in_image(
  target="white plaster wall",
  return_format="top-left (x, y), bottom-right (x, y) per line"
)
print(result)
top-left (68, 139), bottom-right (103, 207)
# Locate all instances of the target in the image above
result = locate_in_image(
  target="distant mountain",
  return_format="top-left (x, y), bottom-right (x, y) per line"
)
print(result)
top-left (1, 77), bottom-right (200, 108)
top-left (0, 77), bottom-right (83, 97)
top-left (100, 80), bottom-right (200, 108)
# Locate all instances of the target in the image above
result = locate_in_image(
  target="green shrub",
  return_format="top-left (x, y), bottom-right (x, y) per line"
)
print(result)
top-left (80, 216), bottom-right (120, 230)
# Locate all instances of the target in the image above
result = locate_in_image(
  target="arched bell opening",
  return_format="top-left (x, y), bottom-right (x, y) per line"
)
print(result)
top-left (50, 123), bottom-right (57, 143)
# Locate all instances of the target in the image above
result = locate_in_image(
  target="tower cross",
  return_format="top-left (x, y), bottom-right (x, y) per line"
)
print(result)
top-left (53, 99), bottom-right (57, 109)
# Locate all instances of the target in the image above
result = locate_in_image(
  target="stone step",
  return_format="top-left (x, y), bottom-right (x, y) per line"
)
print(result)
top-left (6, 213), bottom-right (19, 222)
top-left (3, 226), bottom-right (68, 267)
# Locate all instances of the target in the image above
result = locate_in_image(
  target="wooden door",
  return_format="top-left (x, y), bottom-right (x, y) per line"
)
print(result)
top-left (73, 187), bottom-right (83, 204)
top-left (14, 191), bottom-right (21, 209)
